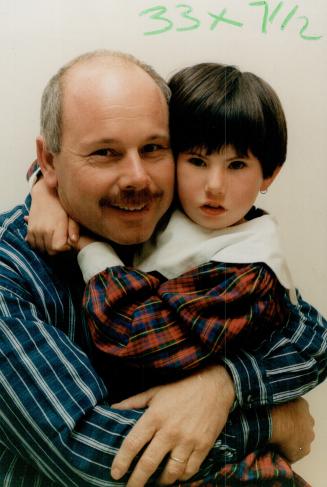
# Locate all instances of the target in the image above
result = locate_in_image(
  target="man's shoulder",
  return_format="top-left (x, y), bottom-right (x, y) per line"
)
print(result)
top-left (0, 195), bottom-right (37, 276)
top-left (0, 194), bottom-right (83, 304)
top-left (0, 195), bottom-right (30, 244)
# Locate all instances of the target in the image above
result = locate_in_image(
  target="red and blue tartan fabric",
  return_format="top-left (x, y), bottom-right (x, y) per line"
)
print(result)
top-left (182, 449), bottom-right (309, 486)
top-left (84, 261), bottom-right (288, 371)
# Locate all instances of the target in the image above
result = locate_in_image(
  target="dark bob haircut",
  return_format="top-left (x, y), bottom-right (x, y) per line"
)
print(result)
top-left (168, 63), bottom-right (287, 178)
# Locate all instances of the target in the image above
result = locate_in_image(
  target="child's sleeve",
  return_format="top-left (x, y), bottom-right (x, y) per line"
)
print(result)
top-left (82, 261), bottom-right (287, 372)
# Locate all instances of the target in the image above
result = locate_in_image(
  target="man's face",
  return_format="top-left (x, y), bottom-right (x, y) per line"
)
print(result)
top-left (49, 61), bottom-right (174, 245)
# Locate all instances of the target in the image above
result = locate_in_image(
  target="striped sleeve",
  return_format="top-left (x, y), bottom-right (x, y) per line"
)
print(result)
top-left (222, 292), bottom-right (327, 408)
top-left (0, 237), bottom-right (144, 485)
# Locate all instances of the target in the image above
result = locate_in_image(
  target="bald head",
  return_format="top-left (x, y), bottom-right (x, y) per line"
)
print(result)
top-left (60, 59), bottom-right (170, 156)
top-left (40, 49), bottom-right (170, 153)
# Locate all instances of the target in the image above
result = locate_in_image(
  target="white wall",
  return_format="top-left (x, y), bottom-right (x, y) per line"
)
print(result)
top-left (0, 0), bottom-right (326, 485)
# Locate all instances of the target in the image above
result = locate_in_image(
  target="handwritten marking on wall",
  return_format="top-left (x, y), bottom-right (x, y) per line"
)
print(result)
top-left (139, 2), bottom-right (322, 40)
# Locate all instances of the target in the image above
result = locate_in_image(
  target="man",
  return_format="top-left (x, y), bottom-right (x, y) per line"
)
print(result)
top-left (0, 50), bottom-right (325, 486)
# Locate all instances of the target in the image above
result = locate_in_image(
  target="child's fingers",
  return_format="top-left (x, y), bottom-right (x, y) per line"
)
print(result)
top-left (46, 223), bottom-right (71, 255)
top-left (26, 222), bottom-right (69, 255)
top-left (25, 213), bottom-right (77, 255)
top-left (68, 218), bottom-right (80, 243)
top-left (26, 229), bottom-right (46, 254)
top-left (45, 232), bottom-right (70, 255)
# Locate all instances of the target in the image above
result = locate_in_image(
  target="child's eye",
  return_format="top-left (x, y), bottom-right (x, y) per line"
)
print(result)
top-left (188, 157), bottom-right (206, 167)
top-left (229, 160), bottom-right (246, 170)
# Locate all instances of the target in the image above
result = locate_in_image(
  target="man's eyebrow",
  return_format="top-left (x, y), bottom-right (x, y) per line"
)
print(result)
top-left (83, 134), bottom-right (169, 147)
top-left (85, 138), bottom-right (117, 146)
top-left (145, 134), bottom-right (170, 141)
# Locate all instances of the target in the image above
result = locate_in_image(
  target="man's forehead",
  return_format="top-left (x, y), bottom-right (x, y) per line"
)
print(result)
top-left (64, 58), bottom-right (153, 95)
top-left (60, 58), bottom-right (169, 144)
top-left (62, 60), bottom-right (167, 115)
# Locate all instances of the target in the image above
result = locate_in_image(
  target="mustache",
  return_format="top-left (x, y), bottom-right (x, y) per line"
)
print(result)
top-left (99, 188), bottom-right (162, 208)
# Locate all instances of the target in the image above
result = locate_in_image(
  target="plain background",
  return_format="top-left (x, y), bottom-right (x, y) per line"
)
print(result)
top-left (0, 0), bottom-right (326, 485)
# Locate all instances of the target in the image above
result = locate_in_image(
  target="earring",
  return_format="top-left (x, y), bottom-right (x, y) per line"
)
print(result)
top-left (260, 189), bottom-right (268, 195)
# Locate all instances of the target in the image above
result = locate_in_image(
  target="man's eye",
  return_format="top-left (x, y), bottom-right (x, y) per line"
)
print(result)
top-left (90, 149), bottom-right (115, 157)
top-left (229, 160), bottom-right (246, 170)
top-left (141, 144), bottom-right (162, 154)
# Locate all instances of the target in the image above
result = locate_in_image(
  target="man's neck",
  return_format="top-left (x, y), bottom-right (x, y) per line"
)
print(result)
top-left (111, 243), bottom-right (141, 266)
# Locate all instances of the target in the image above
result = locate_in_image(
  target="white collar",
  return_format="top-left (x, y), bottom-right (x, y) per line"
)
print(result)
top-left (138, 210), bottom-right (297, 303)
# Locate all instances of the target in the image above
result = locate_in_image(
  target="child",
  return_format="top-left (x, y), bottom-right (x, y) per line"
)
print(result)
top-left (26, 62), bottom-right (295, 395)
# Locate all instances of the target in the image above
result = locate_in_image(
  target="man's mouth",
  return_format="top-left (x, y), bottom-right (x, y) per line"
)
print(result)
top-left (99, 188), bottom-right (162, 213)
top-left (111, 202), bottom-right (148, 212)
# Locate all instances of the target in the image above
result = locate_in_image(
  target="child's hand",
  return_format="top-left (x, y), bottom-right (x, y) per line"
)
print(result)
top-left (25, 178), bottom-right (80, 255)
top-left (68, 234), bottom-right (98, 252)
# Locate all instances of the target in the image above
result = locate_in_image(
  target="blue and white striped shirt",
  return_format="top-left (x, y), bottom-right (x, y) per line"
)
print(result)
top-left (0, 196), bottom-right (326, 486)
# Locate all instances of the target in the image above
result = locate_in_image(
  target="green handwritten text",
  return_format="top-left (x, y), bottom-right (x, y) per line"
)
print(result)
top-left (139, 2), bottom-right (322, 40)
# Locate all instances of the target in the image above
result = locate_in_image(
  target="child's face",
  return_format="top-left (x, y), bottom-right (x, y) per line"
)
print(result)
top-left (177, 145), bottom-right (271, 230)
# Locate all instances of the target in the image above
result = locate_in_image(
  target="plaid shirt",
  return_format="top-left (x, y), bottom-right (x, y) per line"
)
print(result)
top-left (184, 451), bottom-right (311, 486)
top-left (85, 262), bottom-right (288, 374)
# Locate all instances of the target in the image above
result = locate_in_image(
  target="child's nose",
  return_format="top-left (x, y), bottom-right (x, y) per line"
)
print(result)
top-left (205, 168), bottom-right (226, 196)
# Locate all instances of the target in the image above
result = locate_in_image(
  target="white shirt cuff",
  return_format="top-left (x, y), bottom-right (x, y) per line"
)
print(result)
top-left (77, 242), bottom-right (123, 282)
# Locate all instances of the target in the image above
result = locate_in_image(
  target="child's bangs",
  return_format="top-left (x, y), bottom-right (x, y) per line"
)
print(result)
top-left (170, 85), bottom-right (266, 159)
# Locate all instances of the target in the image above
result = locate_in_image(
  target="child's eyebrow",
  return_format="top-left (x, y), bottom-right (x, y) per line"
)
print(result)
top-left (225, 154), bottom-right (247, 161)
top-left (184, 149), bottom-right (206, 156)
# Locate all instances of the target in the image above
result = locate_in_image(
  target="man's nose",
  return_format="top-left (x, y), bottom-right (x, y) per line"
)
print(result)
top-left (205, 168), bottom-right (226, 196)
top-left (118, 152), bottom-right (151, 190)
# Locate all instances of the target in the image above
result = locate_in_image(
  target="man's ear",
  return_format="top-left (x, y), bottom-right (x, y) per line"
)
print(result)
top-left (260, 165), bottom-right (282, 192)
top-left (36, 136), bottom-right (58, 189)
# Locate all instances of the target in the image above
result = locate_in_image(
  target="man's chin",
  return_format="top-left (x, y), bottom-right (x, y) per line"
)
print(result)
top-left (116, 234), bottom-right (151, 246)
top-left (100, 228), bottom-right (153, 246)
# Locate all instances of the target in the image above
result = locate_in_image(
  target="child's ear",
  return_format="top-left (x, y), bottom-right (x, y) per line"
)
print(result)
top-left (260, 166), bottom-right (282, 192)
top-left (36, 136), bottom-right (58, 189)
